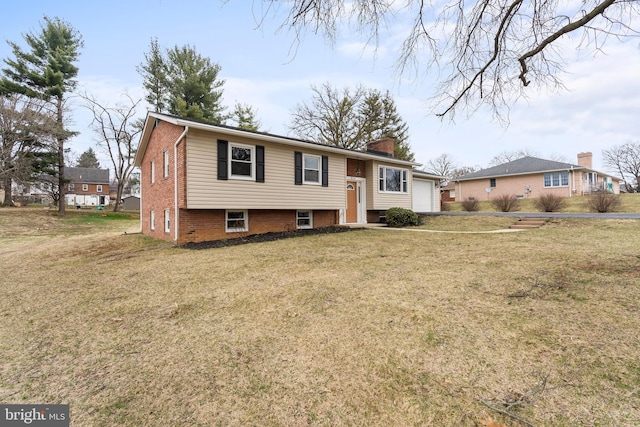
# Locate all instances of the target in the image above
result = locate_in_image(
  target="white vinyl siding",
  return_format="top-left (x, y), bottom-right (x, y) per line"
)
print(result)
top-left (367, 161), bottom-right (413, 210)
top-left (186, 130), bottom-right (345, 210)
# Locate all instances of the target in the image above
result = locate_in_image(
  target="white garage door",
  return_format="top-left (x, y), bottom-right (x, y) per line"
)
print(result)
top-left (412, 179), bottom-right (433, 212)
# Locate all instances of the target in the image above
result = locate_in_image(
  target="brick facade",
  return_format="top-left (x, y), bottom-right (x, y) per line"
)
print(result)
top-left (140, 120), bottom-right (341, 244)
top-left (140, 121), bottom-right (185, 242)
top-left (177, 209), bottom-right (339, 244)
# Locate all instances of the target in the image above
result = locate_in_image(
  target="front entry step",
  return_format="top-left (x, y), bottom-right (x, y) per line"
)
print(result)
top-left (510, 218), bottom-right (548, 229)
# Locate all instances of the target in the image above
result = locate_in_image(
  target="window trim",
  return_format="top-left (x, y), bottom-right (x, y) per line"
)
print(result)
top-left (378, 166), bottom-right (408, 193)
top-left (229, 142), bottom-right (255, 181)
top-left (489, 178), bottom-right (496, 188)
top-left (302, 154), bottom-right (322, 185)
top-left (150, 210), bottom-right (155, 231)
top-left (151, 160), bottom-right (155, 184)
top-left (164, 209), bottom-right (170, 233)
top-left (163, 150), bottom-right (169, 178)
top-left (296, 210), bottom-right (313, 229)
top-left (543, 171), bottom-right (569, 188)
top-left (82, 184), bottom-right (89, 191)
top-left (68, 183), bottom-right (75, 191)
top-left (226, 210), bottom-right (249, 233)
top-left (96, 185), bottom-right (103, 193)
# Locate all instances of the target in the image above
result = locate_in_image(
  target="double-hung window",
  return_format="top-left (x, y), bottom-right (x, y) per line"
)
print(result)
top-left (97, 185), bottom-right (103, 193)
top-left (379, 166), bottom-right (408, 193)
top-left (226, 210), bottom-right (248, 232)
top-left (296, 211), bottom-right (313, 229)
top-left (163, 150), bottom-right (169, 178)
top-left (217, 140), bottom-right (264, 182)
top-left (164, 209), bottom-right (170, 233)
top-left (150, 210), bottom-right (155, 231)
top-left (543, 172), bottom-right (569, 188)
top-left (230, 143), bottom-right (255, 179)
top-left (151, 160), bottom-right (155, 184)
top-left (82, 184), bottom-right (89, 191)
top-left (303, 154), bottom-right (321, 184)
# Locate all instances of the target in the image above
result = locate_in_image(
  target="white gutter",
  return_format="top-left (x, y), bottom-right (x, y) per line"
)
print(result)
top-left (174, 127), bottom-right (188, 243)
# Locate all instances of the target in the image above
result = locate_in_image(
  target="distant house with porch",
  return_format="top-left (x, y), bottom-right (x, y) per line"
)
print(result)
top-left (64, 167), bottom-right (110, 207)
top-left (455, 152), bottom-right (621, 201)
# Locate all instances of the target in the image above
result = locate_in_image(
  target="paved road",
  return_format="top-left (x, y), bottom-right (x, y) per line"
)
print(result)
top-left (421, 211), bottom-right (640, 219)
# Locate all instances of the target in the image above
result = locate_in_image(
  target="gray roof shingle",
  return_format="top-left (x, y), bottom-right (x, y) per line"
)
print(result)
top-left (65, 167), bottom-right (110, 184)
top-left (456, 156), bottom-right (583, 181)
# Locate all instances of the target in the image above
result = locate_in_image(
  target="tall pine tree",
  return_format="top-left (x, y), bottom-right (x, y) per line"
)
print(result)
top-left (138, 41), bottom-right (227, 124)
top-left (1, 16), bottom-right (83, 215)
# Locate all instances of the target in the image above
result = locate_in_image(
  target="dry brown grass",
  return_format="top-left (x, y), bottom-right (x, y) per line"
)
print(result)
top-left (1, 208), bottom-right (640, 426)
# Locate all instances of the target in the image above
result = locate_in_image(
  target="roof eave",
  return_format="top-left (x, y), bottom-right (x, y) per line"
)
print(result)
top-left (134, 112), bottom-right (421, 167)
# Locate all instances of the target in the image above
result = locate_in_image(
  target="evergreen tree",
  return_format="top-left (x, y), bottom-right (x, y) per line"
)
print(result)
top-left (361, 90), bottom-right (413, 161)
top-left (232, 102), bottom-right (262, 131)
top-left (137, 38), bottom-right (167, 113)
top-left (139, 41), bottom-right (227, 124)
top-left (76, 148), bottom-right (101, 168)
top-left (1, 16), bottom-right (83, 215)
top-left (166, 45), bottom-right (226, 124)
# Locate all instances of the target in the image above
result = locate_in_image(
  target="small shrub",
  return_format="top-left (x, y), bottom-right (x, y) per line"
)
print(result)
top-left (587, 192), bottom-right (623, 213)
top-left (440, 201), bottom-right (451, 212)
top-left (534, 194), bottom-right (567, 212)
top-left (461, 197), bottom-right (480, 212)
top-left (385, 207), bottom-right (419, 227)
top-left (491, 194), bottom-right (520, 212)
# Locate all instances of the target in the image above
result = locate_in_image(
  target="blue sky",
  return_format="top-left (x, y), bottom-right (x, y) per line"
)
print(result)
top-left (2, 0), bottom-right (639, 173)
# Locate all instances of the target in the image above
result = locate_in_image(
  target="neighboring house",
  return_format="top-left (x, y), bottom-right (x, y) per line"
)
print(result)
top-left (441, 182), bottom-right (456, 202)
top-left (134, 112), bottom-right (440, 244)
top-left (121, 195), bottom-right (140, 211)
top-left (64, 167), bottom-right (110, 207)
top-left (455, 152), bottom-right (621, 201)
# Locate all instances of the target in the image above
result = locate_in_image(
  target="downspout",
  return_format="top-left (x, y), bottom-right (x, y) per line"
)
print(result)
top-left (174, 126), bottom-right (188, 243)
top-left (139, 171), bottom-right (143, 232)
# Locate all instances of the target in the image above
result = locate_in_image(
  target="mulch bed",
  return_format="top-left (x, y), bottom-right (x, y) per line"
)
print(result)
top-left (182, 226), bottom-right (358, 250)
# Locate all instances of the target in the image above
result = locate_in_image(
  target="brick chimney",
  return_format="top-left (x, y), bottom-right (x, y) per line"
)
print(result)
top-left (577, 152), bottom-right (593, 169)
top-left (366, 138), bottom-right (395, 158)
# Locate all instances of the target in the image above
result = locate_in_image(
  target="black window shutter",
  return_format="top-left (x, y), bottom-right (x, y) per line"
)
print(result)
top-left (321, 155), bottom-right (329, 187)
top-left (294, 151), bottom-right (302, 185)
top-left (217, 140), bottom-right (228, 180)
top-left (256, 145), bottom-right (265, 183)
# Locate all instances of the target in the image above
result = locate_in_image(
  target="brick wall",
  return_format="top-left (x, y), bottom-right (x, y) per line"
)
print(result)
top-left (457, 173), bottom-right (576, 201)
top-left (140, 121), bottom-right (185, 243)
top-left (176, 209), bottom-right (339, 244)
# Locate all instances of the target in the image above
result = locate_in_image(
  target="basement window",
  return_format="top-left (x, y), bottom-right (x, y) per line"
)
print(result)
top-left (226, 210), bottom-right (248, 232)
top-left (296, 211), bottom-right (313, 229)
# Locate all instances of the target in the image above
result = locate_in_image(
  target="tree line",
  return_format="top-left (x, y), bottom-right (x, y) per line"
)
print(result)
top-left (1, 20), bottom-right (416, 211)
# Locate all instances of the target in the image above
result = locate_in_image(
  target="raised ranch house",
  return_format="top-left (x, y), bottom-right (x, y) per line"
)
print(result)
top-left (64, 167), bottom-right (110, 208)
top-left (134, 112), bottom-right (441, 244)
top-left (454, 153), bottom-right (621, 201)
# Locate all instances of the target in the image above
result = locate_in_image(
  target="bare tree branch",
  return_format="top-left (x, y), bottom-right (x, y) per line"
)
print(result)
top-left (81, 93), bottom-right (142, 212)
